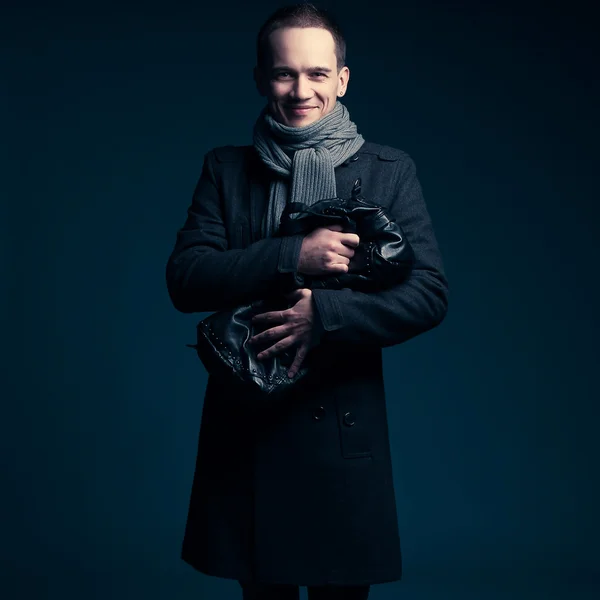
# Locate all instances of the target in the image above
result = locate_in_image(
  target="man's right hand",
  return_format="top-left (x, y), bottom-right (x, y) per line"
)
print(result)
top-left (297, 224), bottom-right (360, 276)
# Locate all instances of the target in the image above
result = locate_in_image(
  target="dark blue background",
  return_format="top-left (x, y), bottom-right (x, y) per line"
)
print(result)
top-left (3, 0), bottom-right (599, 598)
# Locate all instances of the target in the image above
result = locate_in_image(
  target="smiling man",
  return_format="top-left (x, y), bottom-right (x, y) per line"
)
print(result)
top-left (166, 3), bottom-right (448, 600)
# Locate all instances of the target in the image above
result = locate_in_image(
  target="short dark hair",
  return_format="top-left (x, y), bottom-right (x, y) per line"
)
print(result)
top-left (256, 2), bottom-right (346, 72)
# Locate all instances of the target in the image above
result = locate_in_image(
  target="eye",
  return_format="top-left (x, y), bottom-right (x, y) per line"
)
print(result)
top-left (313, 72), bottom-right (327, 78)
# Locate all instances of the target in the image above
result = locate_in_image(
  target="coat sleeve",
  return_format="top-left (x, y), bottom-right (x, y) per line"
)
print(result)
top-left (165, 149), bottom-right (305, 313)
top-left (311, 154), bottom-right (449, 348)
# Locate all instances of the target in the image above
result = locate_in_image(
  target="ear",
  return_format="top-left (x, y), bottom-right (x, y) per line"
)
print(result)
top-left (338, 66), bottom-right (350, 96)
top-left (254, 66), bottom-right (266, 97)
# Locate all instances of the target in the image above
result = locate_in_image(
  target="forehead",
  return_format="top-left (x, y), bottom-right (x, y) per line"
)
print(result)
top-left (266, 27), bottom-right (336, 67)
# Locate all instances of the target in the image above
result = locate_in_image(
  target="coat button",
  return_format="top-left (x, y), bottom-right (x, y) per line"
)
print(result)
top-left (342, 153), bottom-right (360, 166)
top-left (343, 411), bottom-right (355, 426)
top-left (312, 406), bottom-right (326, 421)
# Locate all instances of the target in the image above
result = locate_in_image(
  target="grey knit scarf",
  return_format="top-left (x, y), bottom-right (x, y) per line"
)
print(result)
top-left (253, 100), bottom-right (365, 238)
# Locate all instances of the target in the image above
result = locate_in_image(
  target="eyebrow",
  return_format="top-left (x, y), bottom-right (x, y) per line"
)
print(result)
top-left (271, 66), bottom-right (333, 73)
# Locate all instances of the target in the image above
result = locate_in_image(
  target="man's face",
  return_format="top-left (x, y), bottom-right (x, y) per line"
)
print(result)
top-left (255, 26), bottom-right (349, 127)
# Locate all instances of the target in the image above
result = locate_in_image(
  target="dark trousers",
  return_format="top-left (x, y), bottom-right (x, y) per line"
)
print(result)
top-left (239, 582), bottom-right (370, 600)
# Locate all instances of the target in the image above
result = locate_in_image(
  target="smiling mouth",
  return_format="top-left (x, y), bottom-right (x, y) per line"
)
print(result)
top-left (286, 106), bottom-right (315, 114)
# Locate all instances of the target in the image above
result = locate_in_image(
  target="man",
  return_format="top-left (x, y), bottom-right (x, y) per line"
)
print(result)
top-left (166, 3), bottom-right (449, 600)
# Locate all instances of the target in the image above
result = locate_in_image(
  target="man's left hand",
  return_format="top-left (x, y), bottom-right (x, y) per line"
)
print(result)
top-left (248, 288), bottom-right (321, 378)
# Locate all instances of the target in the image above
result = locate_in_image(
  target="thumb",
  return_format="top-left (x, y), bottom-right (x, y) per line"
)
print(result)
top-left (285, 288), bottom-right (305, 300)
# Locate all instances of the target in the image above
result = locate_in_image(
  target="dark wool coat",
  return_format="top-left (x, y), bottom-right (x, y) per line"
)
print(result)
top-left (166, 141), bottom-right (449, 586)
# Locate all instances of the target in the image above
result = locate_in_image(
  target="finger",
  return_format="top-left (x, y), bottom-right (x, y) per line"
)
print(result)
top-left (328, 261), bottom-right (349, 273)
top-left (341, 232), bottom-right (360, 247)
top-left (287, 343), bottom-right (309, 378)
top-left (328, 253), bottom-right (350, 267)
top-left (284, 289), bottom-right (304, 301)
top-left (252, 309), bottom-right (286, 324)
top-left (249, 324), bottom-right (288, 346)
top-left (257, 336), bottom-right (295, 360)
top-left (336, 245), bottom-right (355, 259)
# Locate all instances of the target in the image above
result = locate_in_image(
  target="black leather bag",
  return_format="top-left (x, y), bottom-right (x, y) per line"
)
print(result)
top-left (187, 179), bottom-right (416, 395)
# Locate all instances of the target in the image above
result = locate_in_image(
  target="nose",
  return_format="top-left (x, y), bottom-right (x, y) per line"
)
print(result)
top-left (291, 75), bottom-right (311, 100)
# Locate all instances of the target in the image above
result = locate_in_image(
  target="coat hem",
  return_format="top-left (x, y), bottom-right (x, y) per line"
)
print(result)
top-left (181, 552), bottom-right (402, 587)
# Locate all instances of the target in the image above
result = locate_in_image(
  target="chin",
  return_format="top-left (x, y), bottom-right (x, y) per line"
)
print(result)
top-left (292, 112), bottom-right (323, 126)
top-left (272, 104), bottom-right (322, 125)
